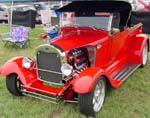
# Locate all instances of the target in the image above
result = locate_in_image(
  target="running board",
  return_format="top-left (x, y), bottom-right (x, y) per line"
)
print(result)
top-left (112, 63), bottom-right (140, 81)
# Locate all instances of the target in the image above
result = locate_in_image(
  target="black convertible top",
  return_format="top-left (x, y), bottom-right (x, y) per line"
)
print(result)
top-left (58, 0), bottom-right (132, 27)
top-left (58, 1), bottom-right (131, 13)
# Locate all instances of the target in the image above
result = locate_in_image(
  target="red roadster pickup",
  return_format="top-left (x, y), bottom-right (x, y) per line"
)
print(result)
top-left (0, 1), bottom-right (149, 116)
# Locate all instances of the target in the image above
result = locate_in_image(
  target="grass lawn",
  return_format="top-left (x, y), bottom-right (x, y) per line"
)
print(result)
top-left (0, 25), bottom-right (150, 118)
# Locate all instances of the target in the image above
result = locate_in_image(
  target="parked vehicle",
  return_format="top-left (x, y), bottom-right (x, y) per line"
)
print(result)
top-left (10, 4), bottom-right (36, 12)
top-left (0, 1), bottom-right (149, 116)
top-left (131, 0), bottom-right (150, 11)
top-left (32, 2), bottom-right (49, 23)
top-left (0, 3), bottom-right (8, 23)
top-left (50, 4), bottom-right (60, 10)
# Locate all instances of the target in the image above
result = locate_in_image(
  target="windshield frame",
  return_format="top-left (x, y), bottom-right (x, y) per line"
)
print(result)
top-left (59, 12), bottom-right (113, 31)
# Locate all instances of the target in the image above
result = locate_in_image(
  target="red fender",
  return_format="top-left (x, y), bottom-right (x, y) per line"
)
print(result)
top-left (0, 56), bottom-right (37, 86)
top-left (71, 67), bottom-right (105, 94)
top-left (128, 34), bottom-right (148, 64)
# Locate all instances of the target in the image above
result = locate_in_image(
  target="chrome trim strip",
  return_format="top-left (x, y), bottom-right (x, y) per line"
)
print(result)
top-left (33, 67), bottom-right (63, 75)
top-left (35, 44), bottom-right (67, 84)
top-left (22, 90), bottom-right (79, 104)
top-left (21, 85), bottom-right (57, 96)
top-left (36, 44), bottom-right (66, 62)
top-left (108, 14), bottom-right (113, 31)
top-left (121, 64), bottom-right (140, 81)
top-left (22, 90), bottom-right (57, 100)
top-left (38, 78), bottom-right (64, 86)
top-left (22, 92), bottom-right (57, 104)
top-left (112, 64), bottom-right (140, 81)
top-left (64, 100), bottom-right (78, 103)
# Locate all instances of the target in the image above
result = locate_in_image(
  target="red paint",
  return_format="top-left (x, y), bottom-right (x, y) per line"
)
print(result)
top-left (52, 27), bottom-right (108, 51)
top-left (0, 22), bottom-right (148, 100)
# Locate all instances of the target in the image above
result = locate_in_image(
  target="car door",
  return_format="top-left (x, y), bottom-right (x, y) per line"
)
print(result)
top-left (111, 28), bottom-right (130, 59)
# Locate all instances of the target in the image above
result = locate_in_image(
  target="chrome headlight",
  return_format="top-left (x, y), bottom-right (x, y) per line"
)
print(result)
top-left (22, 57), bottom-right (32, 69)
top-left (61, 63), bottom-right (73, 76)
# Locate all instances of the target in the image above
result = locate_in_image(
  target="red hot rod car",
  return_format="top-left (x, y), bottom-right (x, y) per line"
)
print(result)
top-left (0, 1), bottom-right (149, 116)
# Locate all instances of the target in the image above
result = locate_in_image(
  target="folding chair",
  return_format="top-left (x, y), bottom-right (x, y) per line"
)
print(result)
top-left (0, 26), bottom-right (30, 48)
top-left (0, 9), bottom-right (37, 48)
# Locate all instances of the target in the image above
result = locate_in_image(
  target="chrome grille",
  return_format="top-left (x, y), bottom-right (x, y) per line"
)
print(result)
top-left (36, 51), bottom-right (63, 84)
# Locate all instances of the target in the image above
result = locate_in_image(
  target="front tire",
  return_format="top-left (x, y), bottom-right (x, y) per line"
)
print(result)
top-left (79, 77), bottom-right (106, 116)
top-left (141, 41), bottom-right (148, 67)
top-left (6, 74), bottom-right (23, 96)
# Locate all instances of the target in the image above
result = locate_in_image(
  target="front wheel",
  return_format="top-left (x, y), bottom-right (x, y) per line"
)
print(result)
top-left (79, 77), bottom-right (106, 116)
top-left (141, 41), bottom-right (148, 67)
top-left (6, 74), bottom-right (23, 96)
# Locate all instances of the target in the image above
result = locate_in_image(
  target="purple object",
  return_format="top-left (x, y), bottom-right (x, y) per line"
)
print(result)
top-left (10, 26), bottom-right (28, 42)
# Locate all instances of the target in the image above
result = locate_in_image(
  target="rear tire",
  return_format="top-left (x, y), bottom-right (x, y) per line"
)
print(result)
top-left (6, 74), bottom-right (23, 96)
top-left (79, 77), bottom-right (106, 116)
top-left (141, 41), bottom-right (148, 68)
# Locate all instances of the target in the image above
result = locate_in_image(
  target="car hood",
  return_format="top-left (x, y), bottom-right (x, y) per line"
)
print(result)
top-left (51, 28), bottom-right (108, 51)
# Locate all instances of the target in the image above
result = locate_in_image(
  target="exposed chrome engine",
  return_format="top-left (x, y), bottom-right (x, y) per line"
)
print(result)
top-left (68, 48), bottom-right (89, 69)
top-left (62, 48), bottom-right (90, 81)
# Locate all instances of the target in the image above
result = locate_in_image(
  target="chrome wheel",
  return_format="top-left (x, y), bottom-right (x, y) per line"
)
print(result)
top-left (93, 79), bottom-right (105, 112)
top-left (142, 42), bottom-right (148, 66)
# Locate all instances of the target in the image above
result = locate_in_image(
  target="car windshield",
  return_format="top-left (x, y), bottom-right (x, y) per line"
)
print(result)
top-left (60, 12), bottom-right (112, 31)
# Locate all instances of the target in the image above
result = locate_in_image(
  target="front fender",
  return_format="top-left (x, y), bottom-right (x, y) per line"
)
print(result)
top-left (0, 56), bottom-right (37, 86)
top-left (71, 67), bottom-right (105, 94)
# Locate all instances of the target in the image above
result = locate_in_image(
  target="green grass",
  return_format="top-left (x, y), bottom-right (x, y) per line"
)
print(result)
top-left (0, 25), bottom-right (150, 118)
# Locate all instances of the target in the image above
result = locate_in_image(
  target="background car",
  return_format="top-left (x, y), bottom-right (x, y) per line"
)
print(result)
top-left (10, 4), bottom-right (36, 12)
top-left (32, 2), bottom-right (49, 23)
top-left (0, 3), bottom-right (8, 23)
top-left (32, 2), bottom-right (48, 11)
top-left (131, 0), bottom-right (150, 11)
